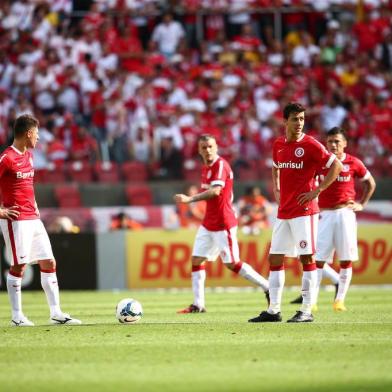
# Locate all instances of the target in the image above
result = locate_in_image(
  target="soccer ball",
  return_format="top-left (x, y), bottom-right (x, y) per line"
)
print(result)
top-left (116, 298), bottom-right (143, 324)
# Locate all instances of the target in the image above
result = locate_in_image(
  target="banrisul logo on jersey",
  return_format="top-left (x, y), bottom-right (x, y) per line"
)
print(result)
top-left (277, 161), bottom-right (303, 169)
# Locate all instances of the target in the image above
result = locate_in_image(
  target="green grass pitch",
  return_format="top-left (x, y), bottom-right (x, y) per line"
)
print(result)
top-left (1, 288), bottom-right (391, 392)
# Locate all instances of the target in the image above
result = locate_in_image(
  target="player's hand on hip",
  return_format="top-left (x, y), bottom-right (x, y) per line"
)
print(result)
top-left (0, 205), bottom-right (20, 220)
top-left (174, 194), bottom-right (191, 204)
top-left (297, 189), bottom-right (319, 205)
top-left (347, 201), bottom-right (363, 212)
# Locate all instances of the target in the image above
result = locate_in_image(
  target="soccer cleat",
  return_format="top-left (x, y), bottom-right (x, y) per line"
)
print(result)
top-left (11, 316), bottom-right (35, 327)
top-left (265, 291), bottom-right (270, 306)
top-left (248, 311), bottom-right (282, 323)
top-left (287, 311), bottom-right (314, 323)
top-left (333, 300), bottom-right (347, 312)
top-left (50, 313), bottom-right (82, 325)
top-left (290, 294), bottom-right (303, 304)
top-left (177, 304), bottom-right (206, 314)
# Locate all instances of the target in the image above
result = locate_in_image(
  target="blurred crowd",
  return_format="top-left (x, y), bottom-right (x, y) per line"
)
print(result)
top-left (1, 0), bottom-right (392, 179)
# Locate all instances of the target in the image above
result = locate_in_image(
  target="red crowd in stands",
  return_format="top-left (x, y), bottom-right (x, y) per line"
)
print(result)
top-left (0, 0), bottom-right (391, 181)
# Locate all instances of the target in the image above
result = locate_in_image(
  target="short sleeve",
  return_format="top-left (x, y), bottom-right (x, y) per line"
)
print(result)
top-left (0, 154), bottom-right (10, 179)
top-left (354, 158), bottom-right (370, 181)
top-left (210, 159), bottom-right (227, 187)
top-left (311, 139), bottom-right (335, 169)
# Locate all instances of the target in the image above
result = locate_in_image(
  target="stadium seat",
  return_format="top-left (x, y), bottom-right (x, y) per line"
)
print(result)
top-left (35, 163), bottom-right (68, 183)
top-left (67, 161), bottom-right (94, 183)
top-left (121, 161), bottom-right (149, 182)
top-left (94, 161), bottom-right (120, 183)
top-left (125, 184), bottom-right (153, 206)
top-left (54, 184), bottom-right (82, 208)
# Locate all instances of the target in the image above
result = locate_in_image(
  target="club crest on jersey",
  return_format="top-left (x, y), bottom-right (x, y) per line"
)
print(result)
top-left (294, 147), bottom-right (304, 158)
top-left (299, 240), bottom-right (307, 249)
top-left (207, 170), bottom-right (212, 179)
top-left (342, 164), bottom-right (350, 172)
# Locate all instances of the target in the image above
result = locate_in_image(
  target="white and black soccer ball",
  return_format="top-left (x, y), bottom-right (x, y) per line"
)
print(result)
top-left (116, 298), bottom-right (143, 324)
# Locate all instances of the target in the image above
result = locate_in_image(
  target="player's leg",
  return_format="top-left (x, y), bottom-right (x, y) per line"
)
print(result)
top-left (32, 220), bottom-right (81, 324)
top-left (1, 219), bottom-right (35, 326)
top-left (313, 211), bottom-right (335, 308)
top-left (220, 227), bottom-right (269, 299)
top-left (249, 218), bottom-right (295, 322)
top-left (322, 264), bottom-right (340, 298)
top-left (333, 208), bottom-right (357, 311)
top-left (7, 264), bottom-right (34, 326)
top-left (177, 226), bottom-right (212, 313)
top-left (333, 261), bottom-right (352, 311)
top-left (287, 215), bottom-right (318, 323)
top-left (38, 258), bottom-right (81, 325)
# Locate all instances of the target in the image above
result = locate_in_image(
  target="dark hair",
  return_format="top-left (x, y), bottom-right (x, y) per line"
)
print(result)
top-left (198, 134), bottom-right (216, 143)
top-left (283, 102), bottom-right (306, 119)
top-left (13, 114), bottom-right (39, 138)
top-left (327, 126), bottom-right (347, 140)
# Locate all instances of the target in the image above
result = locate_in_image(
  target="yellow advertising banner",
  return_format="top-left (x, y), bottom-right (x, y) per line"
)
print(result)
top-left (126, 225), bottom-right (392, 288)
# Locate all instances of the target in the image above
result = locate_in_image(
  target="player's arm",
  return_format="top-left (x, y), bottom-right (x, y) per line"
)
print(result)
top-left (349, 174), bottom-right (376, 212)
top-left (174, 185), bottom-right (222, 204)
top-left (0, 206), bottom-right (20, 220)
top-left (271, 166), bottom-right (280, 204)
top-left (298, 158), bottom-right (343, 205)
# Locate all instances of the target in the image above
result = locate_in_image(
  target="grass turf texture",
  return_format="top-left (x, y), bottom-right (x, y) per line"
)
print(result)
top-left (1, 288), bottom-right (391, 392)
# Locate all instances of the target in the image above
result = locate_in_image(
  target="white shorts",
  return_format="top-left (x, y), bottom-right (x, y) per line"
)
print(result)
top-left (192, 225), bottom-right (240, 264)
top-left (316, 208), bottom-right (358, 263)
top-left (270, 214), bottom-right (318, 257)
top-left (0, 219), bottom-right (54, 266)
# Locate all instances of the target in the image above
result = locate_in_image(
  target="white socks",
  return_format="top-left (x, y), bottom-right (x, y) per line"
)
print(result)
top-left (267, 269), bottom-right (285, 314)
top-left (323, 264), bottom-right (339, 284)
top-left (300, 269), bottom-right (317, 314)
top-left (238, 262), bottom-right (269, 292)
top-left (336, 266), bottom-right (352, 302)
top-left (314, 267), bottom-right (324, 305)
top-left (7, 273), bottom-right (23, 320)
top-left (191, 268), bottom-right (206, 308)
top-left (41, 271), bottom-right (62, 316)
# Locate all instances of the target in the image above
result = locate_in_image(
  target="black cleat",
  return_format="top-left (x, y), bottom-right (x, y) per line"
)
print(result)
top-left (265, 291), bottom-right (270, 306)
top-left (290, 294), bottom-right (303, 304)
top-left (248, 311), bottom-right (282, 323)
top-left (287, 311), bottom-right (314, 323)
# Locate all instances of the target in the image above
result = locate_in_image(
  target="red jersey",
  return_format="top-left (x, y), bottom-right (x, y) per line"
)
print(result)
top-left (318, 153), bottom-right (369, 209)
top-left (200, 156), bottom-right (237, 231)
top-left (273, 134), bottom-right (335, 219)
top-left (0, 146), bottom-right (39, 220)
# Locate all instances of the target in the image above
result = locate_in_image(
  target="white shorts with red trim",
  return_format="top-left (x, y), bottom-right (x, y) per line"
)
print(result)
top-left (192, 225), bottom-right (240, 263)
top-left (0, 219), bottom-right (54, 266)
top-left (269, 214), bottom-right (318, 257)
top-left (316, 208), bottom-right (358, 263)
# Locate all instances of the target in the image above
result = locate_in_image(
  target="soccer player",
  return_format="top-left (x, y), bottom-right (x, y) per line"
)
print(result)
top-left (249, 102), bottom-right (342, 323)
top-left (0, 114), bottom-right (81, 326)
top-left (314, 127), bottom-right (376, 311)
top-left (175, 134), bottom-right (270, 313)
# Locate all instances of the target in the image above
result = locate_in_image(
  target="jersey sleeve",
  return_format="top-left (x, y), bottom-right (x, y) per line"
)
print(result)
top-left (311, 139), bottom-right (336, 169)
top-left (272, 140), bottom-right (278, 168)
top-left (0, 154), bottom-right (10, 179)
top-left (353, 157), bottom-right (370, 181)
top-left (210, 159), bottom-right (227, 187)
